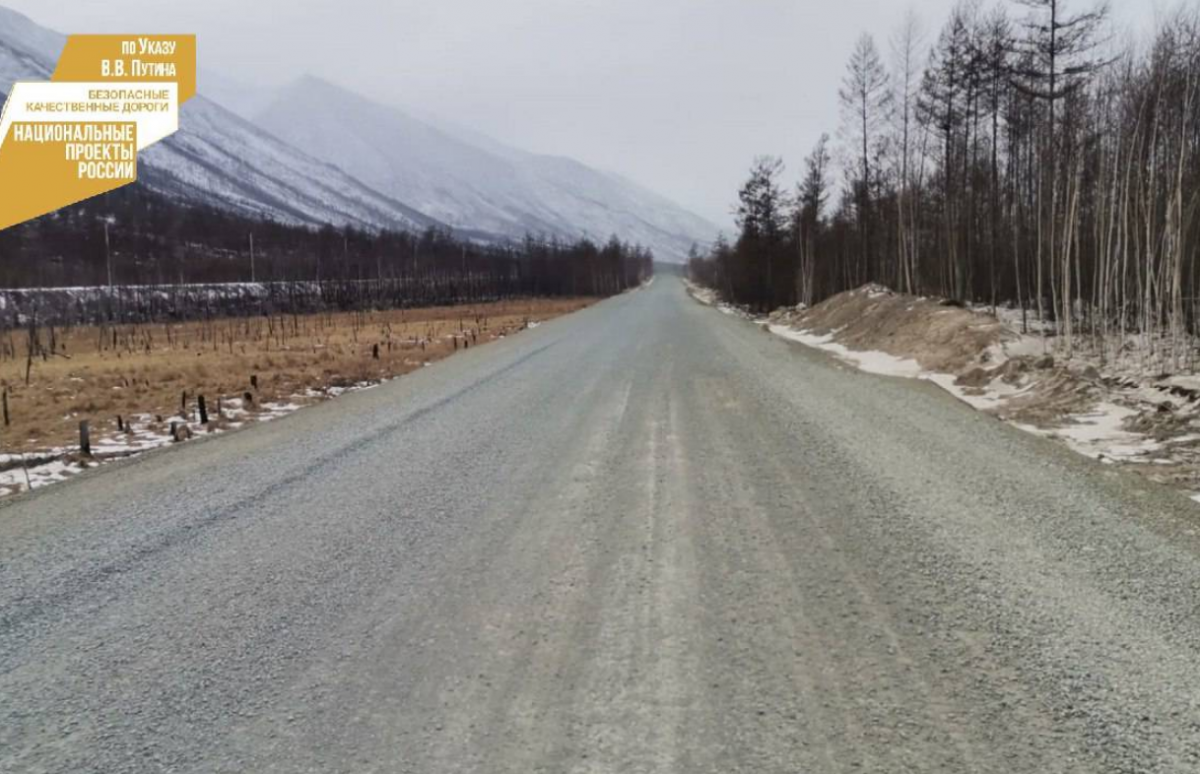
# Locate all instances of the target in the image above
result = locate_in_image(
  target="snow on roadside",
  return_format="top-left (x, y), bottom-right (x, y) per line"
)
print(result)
top-left (770, 323), bottom-right (1040, 412)
top-left (768, 326), bottom-right (924, 378)
top-left (685, 281), bottom-right (720, 308)
top-left (685, 279), bottom-right (748, 318)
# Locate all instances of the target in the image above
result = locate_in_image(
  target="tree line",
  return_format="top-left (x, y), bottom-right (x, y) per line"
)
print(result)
top-left (0, 181), bottom-right (654, 326)
top-left (690, 0), bottom-right (1200, 367)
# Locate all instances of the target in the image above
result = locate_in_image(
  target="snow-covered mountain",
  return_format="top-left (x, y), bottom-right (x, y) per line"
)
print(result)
top-left (0, 6), bottom-right (56, 89)
top-left (253, 76), bottom-right (719, 262)
top-left (138, 100), bottom-right (441, 233)
top-left (0, 7), bottom-right (441, 234)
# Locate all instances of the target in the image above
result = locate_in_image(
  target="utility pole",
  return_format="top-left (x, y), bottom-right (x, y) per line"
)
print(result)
top-left (104, 220), bottom-right (112, 287)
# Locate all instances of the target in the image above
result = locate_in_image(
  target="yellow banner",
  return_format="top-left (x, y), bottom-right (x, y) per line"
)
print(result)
top-left (53, 35), bottom-right (196, 103)
top-left (0, 123), bottom-right (137, 231)
top-left (0, 33), bottom-right (194, 230)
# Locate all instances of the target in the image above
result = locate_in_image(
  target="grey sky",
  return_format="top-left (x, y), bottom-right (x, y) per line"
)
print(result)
top-left (5, 0), bottom-right (1173, 229)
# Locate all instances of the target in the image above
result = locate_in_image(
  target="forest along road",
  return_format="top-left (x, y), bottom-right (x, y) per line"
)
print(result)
top-left (4, 276), bottom-right (1200, 774)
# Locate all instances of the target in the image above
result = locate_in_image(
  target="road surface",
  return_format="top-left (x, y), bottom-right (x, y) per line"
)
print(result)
top-left (3, 276), bottom-right (1200, 773)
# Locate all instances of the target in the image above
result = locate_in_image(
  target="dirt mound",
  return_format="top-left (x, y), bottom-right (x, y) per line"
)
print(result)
top-left (957, 358), bottom-right (1032, 389)
top-left (785, 285), bottom-right (1014, 373)
top-left (995, 369), bottom-right (1103, 426)
top-left (771, 285), bottom-right (1108, 429)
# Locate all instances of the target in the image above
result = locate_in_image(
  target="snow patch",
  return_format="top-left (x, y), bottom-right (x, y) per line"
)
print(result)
top-left (1013, 403), bottom-right (1162, 462)
top-left (769, 326), bottom-right (924, 379)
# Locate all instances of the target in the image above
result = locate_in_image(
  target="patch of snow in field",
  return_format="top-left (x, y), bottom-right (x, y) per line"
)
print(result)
top-left (983, 333), bottom-right (1048, 368)
top-left (91, 434), bottom-right (170, 455)
top-left (0, 449), bottom-right (68, 465)
top-left (978, 302), bottom-right (1057, 335)
top-left (258, 401), bottom-right (304, 420)
top-left (1015, 403), bottom-right (1161, 462)
top-left (0, 458), bottom-right (85, 496)
top-left (325, 381), bottom-right (382, 398)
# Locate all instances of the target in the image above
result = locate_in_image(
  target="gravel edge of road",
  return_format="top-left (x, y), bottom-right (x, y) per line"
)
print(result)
top-left (686, 288), bottom-right (1200, 557)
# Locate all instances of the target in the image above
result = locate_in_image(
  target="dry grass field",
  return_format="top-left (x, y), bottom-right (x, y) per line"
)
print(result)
top-left (0, 297), bottom-right (593, 460)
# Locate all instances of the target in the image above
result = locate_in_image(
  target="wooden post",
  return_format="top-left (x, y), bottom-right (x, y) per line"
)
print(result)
top-left (243, 391), bottom-right (254, 407)
top-left (198, 395), bottom-right (209, 425)
top-left (2, 389), bottom-right (8, 427)
top-left (104, 219), bottom-right (112, 287)
top-left (372, 343), bottom-right (380, 360)
top-left (169, 421), bottom-right (179, 442)
top-left (250, 374), bottom-right (258, 391)
top-left (79, 420), bottom-right (91, 456)
top-left (181, 390), bottom-right (187, 413)
top-left (117, 415), bottom-right (124, 432)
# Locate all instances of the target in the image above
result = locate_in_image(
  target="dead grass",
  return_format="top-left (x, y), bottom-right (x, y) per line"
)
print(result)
top-left (0, 297), bottom-right (593, 454)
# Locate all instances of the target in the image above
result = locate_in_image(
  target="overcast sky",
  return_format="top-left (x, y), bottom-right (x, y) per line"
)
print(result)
top-left (7, 0), bottom-right (1175, 229)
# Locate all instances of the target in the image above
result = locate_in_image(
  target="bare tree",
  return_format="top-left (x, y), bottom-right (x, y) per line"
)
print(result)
top-left (890, 10), bottom-right (928, 293)
top-left (1011, 0), bottom-right (1111, 351)
top-left (839, 33), bottom-right (893, 285)
top-left (796, 135), bottom-right (832, 307)
top-left (734, 157), bottom-right (792, 311)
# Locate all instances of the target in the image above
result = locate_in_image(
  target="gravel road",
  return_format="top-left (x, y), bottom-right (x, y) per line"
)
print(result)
top-left (4, 275), bottom-right (1200, 773)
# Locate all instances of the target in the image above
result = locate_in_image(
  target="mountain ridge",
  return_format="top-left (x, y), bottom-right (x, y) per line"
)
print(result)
top-left (253, 73), bottom-right (719, 260)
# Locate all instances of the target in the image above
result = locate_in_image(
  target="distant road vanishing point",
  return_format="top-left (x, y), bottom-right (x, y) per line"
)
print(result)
top-left (3, 276), bottom-right (1200, 773)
